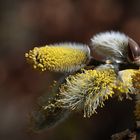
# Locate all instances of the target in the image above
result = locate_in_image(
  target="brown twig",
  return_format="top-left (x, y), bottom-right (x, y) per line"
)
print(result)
top-left (111, 129), bottom-right (136, 140)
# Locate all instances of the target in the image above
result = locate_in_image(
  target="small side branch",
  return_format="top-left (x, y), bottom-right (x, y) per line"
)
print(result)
top-left (111, 129), bottom-right (136, 140)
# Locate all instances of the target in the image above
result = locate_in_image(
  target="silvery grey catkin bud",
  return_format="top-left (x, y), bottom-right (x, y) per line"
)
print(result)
top-left (91, 31), bottom-right (140, 66)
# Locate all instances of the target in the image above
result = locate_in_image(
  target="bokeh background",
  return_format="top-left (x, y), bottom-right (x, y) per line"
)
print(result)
top-left (0, 0), bottom-right (140, 140)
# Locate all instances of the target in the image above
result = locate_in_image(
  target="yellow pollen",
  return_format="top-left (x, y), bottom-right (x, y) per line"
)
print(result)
top-left (115, 69), bottom-right (137, 99)
top-left (58, 68), bottom-right (118, 117)
top-left (132, 69), bottom-right (140, 92)
top-left (25, 44), bottom-right (90, 72)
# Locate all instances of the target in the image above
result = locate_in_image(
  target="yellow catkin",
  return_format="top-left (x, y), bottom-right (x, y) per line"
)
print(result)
top-left (58, 65), bottom-right (140, 117)
top-left (115, 69), bottom-right (137, 99)
top-left (116, 69), bottom-right (140, 119)
top-left (25, 43), bottom-right (90, 72)
top-left (132, 69), bottom-right (140, 92)
top-left (58, 67), bottom-right (119, 118)
top-left (115, 69), bottom-right (140, 119)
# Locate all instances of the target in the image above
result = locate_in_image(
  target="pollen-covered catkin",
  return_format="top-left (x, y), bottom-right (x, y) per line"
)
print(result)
top-left (58, 66), bottom-right (118, 118)
top-left (115, 69), bottom-right (137, 100)
top-left (132, 69), bottom-right (140, 92)
top-left (25, 43), bottom-right (90, 73)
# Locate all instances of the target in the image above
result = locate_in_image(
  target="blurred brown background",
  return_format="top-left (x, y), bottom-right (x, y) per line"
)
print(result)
top-left (0, 0), bottom-right (140, 140)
